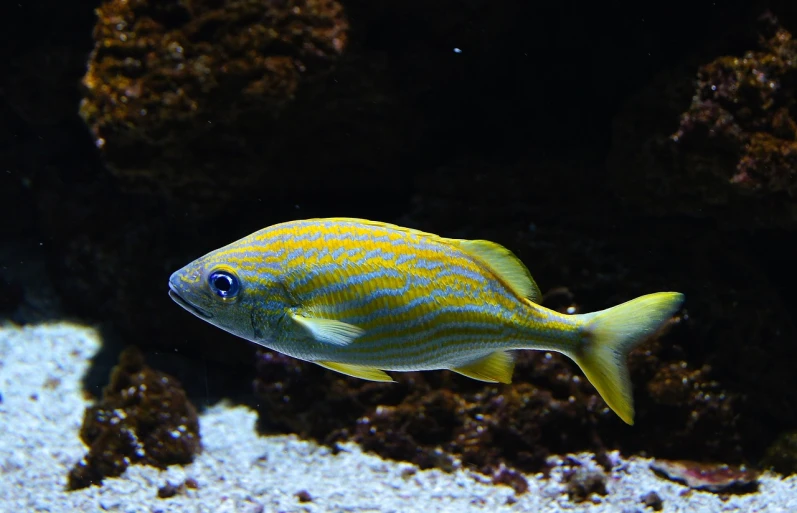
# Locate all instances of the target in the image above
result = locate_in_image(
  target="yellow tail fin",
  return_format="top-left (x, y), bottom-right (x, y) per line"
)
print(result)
top-left (571, 292), bottom-right (684, 425)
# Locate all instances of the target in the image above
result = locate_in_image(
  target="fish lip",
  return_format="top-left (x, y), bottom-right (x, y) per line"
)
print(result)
top-left (168, 282), bottom-right (213, 319)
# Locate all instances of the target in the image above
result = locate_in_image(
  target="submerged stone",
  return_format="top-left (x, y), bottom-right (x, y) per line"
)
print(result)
top-left (67, 346), bottom-right (200, 490)
top-left (649, 459), bottom-right (760, 493)
top-left (562, 463), bottom-right (608, 503)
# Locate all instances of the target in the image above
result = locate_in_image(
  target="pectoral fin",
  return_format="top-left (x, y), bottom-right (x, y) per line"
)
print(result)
top-left (315, 361), bottom-right (394, 382)
top-left (290, 314), bottom-right (364, 346)
top-left (450, 351), bottom-right (515, 384)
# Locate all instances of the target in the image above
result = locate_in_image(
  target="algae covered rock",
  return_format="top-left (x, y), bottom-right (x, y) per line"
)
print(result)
top-left (609, 12), bottom-right (797, 229)
top-left (79, 0), bottom-right (348, 213)
top-left (68, 346), bottom-right (200, 490)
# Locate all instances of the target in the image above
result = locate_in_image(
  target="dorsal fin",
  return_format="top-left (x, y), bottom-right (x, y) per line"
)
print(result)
top-left (452, 239), bottom-right (542, 303)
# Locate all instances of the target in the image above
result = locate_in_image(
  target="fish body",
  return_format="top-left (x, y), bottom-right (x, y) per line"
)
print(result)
top-left (168, 218), bottom-right (684, 424)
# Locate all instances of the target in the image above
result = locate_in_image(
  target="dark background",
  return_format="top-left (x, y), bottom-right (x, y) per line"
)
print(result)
top-left (2, 0), bottom-right (796, 473)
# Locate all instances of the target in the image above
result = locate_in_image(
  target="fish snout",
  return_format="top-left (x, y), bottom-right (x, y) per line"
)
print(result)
top-left (167, 267), bottom-right (213, 319)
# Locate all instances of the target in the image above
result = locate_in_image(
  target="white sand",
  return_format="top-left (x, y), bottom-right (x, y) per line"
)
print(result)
top-left (1, 322), bottom-right (795, 513)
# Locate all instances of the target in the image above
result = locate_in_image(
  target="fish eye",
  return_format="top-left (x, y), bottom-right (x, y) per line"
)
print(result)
top-left (207, 269), bottom-right (239, 299)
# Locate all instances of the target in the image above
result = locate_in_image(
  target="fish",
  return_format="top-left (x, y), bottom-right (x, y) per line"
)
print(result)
top-left (168, 217), bottom-right (684, 425)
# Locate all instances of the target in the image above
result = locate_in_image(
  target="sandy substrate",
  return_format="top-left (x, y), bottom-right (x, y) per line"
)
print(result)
top-left (1, 322), bottom-right (795, 513)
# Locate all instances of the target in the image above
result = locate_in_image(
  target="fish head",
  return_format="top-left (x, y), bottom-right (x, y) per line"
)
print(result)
top-left (168, 254), bottom-right (266, 342)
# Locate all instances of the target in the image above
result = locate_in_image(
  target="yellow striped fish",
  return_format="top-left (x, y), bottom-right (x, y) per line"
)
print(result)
top-left (168, 218), bottom-right (684, 424)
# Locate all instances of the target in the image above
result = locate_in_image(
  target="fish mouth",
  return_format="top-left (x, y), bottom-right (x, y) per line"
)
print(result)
top-left (168, 283), bottom-right (213, 319)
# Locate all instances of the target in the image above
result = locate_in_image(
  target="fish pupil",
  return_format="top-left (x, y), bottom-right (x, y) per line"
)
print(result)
top-left (214, 276), bottom-right (231, 291)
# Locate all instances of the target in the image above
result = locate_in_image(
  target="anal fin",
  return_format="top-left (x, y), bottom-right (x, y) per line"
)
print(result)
top-left (450, 351), bottom-right (515, 384)
top-left (315, 361), bottom-right (394, 382)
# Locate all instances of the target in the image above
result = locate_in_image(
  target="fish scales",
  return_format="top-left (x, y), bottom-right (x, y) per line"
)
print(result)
top-left (219, 220), bottom-right (532, 367)
top-left (169, 217), bottom-right (685, 425)
top-left (281, 222), bottom-right (520, 367)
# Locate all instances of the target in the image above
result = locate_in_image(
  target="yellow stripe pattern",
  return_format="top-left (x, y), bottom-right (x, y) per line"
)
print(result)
top-left (192, 218), bottom-right (581, 370)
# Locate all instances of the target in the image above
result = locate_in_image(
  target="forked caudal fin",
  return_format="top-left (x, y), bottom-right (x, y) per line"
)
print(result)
top-left (571, 292), bottom-right (685, 425)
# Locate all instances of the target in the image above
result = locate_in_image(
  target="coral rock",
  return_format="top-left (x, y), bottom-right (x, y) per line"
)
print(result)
top-left (67, 346), bottom-right (201, 490)
top-left (79, 0), bottom-right (348, 213)
top-left (609, 12), bottom-right (797, 229)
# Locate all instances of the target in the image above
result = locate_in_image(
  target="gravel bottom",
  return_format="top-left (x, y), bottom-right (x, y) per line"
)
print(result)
top-left (1, 322), bottom-right (795, 513)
